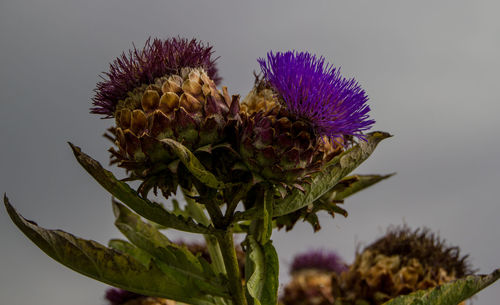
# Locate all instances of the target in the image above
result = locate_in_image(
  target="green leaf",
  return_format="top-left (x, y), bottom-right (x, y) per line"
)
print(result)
top-left (323, 173), bottom-right (395, 201)
top-left (112, 201), bottom-right (229, 297)
top-left (69, 143), bottom-right (211, 234)
top-left (4, 195), bottom-right (219, 305)
top-left (382, 269), bottom-right (500, 305)
top-left (245, 236), bottom-right (279, 305)
top-left (161, 138), bottom-right (225, 189)
top-left (275, 174), bottom-right (393, 231)
top-left (272, 132), bottom-right (391, 217)
top-left (108, 239), bottom-right (154, 268)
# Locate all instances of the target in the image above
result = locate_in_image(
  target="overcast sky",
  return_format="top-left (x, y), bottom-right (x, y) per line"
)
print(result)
top-left (1, 0), bottom-right (499, 304)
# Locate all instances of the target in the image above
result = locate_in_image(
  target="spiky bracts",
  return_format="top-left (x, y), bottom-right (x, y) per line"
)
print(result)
top-left (239, 74), bottom-right (343, 185)
top-left (108, 68), bottom-right (240, 196)
top-left (92, 37), bottom-right (221, 117)
top-left (258, 51), bottom-right (374, 140)
top-left (338, 226), bottom-right (474, 305)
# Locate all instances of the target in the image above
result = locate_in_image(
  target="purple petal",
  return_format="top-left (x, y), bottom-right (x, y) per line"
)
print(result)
top-left (258, 51), bottom-right (375, 141)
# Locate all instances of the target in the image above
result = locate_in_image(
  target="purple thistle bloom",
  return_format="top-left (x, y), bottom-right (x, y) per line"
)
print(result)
top-left (104, 287), bottom-right (144, 305)
top-left (258, 51), bottom-right (375, 141)
top-left (92, 37), bottom-right (221, 117)
top-left (290, 249), bottom-right (348, 274)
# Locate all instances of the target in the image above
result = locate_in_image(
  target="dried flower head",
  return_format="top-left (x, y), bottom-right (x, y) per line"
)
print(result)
top-left (291, 249), bottom-right (348, 274)
top-left (365, 225), bottom-right (473, 278)
top-left (92, 37), bottom-right (221, 117)
top-left (338, 226), bottom-right (475, 305)
top-left (258, 51), bottom-right (374, 141)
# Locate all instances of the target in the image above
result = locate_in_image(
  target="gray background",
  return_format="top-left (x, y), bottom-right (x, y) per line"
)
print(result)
top-left (1, 0), bottom-right (499, 304)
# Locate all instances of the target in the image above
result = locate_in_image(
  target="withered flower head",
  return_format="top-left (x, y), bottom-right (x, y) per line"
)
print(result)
top-left (338, 226), bottom-right (474, 305)
top-left (92, 37), bottom-right (221, 117)
top-left (95, 38), bottom-right (240, 196)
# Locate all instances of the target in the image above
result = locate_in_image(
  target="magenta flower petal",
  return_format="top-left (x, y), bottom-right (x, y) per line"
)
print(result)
top-left (291, 249), bottom-right (347, 273)
top-left (258, 51), bottom-right (374, 141)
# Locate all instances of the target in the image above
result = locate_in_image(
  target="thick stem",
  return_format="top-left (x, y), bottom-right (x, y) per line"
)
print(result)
top-left (217, 230), bottom-right (247, 305)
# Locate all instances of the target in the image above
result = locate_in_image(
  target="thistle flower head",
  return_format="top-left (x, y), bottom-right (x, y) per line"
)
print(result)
top-left (338, 225), bottom-right (475, 305)
top-left (365, 225), bottom-right (474, 277)
top-left (291, 249), bottom-right (348, 274)
top-left (258, 51), bottom-right (374, 141)
top-left (92, 37), bottom-right (221, 117)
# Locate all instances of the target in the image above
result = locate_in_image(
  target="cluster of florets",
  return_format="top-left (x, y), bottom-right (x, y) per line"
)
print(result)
top-left (258, 51), bottom-right (374, 141)
top-left (92, 36), bottom-right (375, 194)
top-left (279, 226), bottom-right (474, 305)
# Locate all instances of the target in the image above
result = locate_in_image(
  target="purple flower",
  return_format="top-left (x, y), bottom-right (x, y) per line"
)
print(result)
top-left (104, 287), bottom-right (143, 305)
top-left (290, 249), bottom-right (348, 274)
top-left (92, 37), bottom-right (221, 117)
top-left (258, 51), bottom-right (374, 141)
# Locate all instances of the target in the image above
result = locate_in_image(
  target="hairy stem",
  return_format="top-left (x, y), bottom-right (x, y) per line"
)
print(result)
top-left (217, 230), bottom-right (247, 305)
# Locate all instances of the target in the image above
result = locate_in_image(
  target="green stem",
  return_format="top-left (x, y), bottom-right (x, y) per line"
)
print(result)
top-left (217, 230), bottom-right (247, 305)
top-left (182, 189), bottom-right (227, 275)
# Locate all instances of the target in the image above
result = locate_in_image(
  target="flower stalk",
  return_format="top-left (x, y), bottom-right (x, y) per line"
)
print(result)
top-left (216, 230), bottom-right (247, 305)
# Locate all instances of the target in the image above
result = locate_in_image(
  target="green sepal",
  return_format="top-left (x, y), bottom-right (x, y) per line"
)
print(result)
top-left (69, 143), bottom-right (211, 234)
top-left (382, 269), bottom-right (500, 305)
top-left (161, 138), bottom-right (225, 189)
top-left (112, 201), bottom-right (229, 298)
top-left (3, 196), bottom-right (219, 305)
top-left (272, 131), bottom-right (391, 217)
top-left (245, 236), bottom-right (279, 305)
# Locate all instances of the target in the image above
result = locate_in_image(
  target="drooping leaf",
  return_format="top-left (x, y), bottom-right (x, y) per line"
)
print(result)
top-left (112, 201), bottom-right (228, 297)
top-left (161, 138), bottom-right (225, 189)
top-left (108, 239), bottom-right (153, 268)
top-left (245, 236), bottom-right (279, 305)
top-left (382, 269), bottom-right (500, 305)
top-left (272, 132), bottom-right (391, 217)
top-left (69, 143), bottom-right (210, 234)
top-left (322, 173), bottom-right (395, 202)
top-left (4, 196), bottom-right (219, 305)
